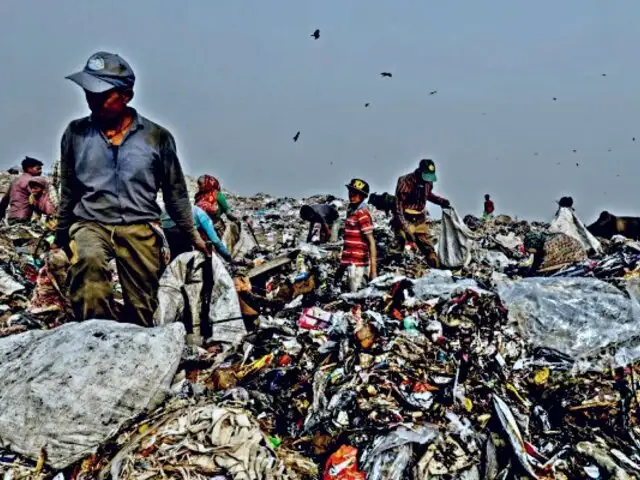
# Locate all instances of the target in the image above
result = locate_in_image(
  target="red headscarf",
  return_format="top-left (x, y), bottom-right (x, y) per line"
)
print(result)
top-left (194, 175), bottom-right (221, 217)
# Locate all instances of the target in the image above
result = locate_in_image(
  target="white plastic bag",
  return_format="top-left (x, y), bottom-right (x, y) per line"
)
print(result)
top-left (437, 208), bottom-right (479, 268)
top-left (0, 320), bottom-right (185, 469)
top-left (549, 207), bottom-right (601, 253)
top-left (154, 252), bottom-right (245, 345)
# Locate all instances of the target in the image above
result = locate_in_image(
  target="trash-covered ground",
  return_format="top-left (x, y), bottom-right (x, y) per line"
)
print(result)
top-left (3, 179), bottom-right (640, 479)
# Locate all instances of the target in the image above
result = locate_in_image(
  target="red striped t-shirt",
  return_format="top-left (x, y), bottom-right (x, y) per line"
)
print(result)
top-left (341, 206), bottom-right (374, 266)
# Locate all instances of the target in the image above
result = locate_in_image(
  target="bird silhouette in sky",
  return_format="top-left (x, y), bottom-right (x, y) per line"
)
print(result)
top-left (534, 152), bottom-right (539, 156)
top-left (553, 97), bottom-right (558, 101)
top-left (602, 73), bottom-right (607, 77)
top-left (572, 149), bottom-right (577, 153)
top-left (311, 29), bottom-right (320, 40)
top-left (633, 137), bottom-right (636, 142)
top-left (608, 148), bottom-right (612, 152)
top-left (576, 162), bottom-right (580, 167)
top-left (365, 103), bottom-right (370, 107)
top-left (429, 90), bottom-right (437, 95)
top-left (380, 72), bottom-right (392, 78)
top-left (293, 131), bottom-right (300, 142)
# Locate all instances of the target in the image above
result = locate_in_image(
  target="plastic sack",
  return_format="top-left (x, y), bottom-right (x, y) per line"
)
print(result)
top-left (499, 277), bottom-right (640, 359)
top-left (361, 425), bottom-right (440, 480)
top-left (154, 251), bottom-right (245, 345)
top-left (549, 207), bottom-right (602, 253)
top-left (0, 320), bottom-right (185, 469)
top-left (437, 208), bottom-right (479, 268)
top-left (323, 445), bottom-right (365, 480)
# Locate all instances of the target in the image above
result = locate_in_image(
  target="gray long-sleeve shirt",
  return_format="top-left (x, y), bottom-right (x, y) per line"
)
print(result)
top-left (57, 109), bottom-right (197, 241)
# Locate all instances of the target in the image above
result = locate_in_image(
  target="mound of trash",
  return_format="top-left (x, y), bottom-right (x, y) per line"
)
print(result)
top-left (3, 184), bottom-right (640, 479)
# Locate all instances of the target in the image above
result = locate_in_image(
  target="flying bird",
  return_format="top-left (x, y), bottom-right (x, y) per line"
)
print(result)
top-left (365, 103), bottom-right (370, 107)
top-left (608, 148), bottom-right (612, 152)
top-left (311, 29), bottom-right (320, 40)
top-left (576, 162), bottom-right (580, 167)
top-left (293, 131), bottom-right (300, 142)
top-left (380, 72), bottom-right (392, 78)
top-left (429, 90), bottom-right (437, 96)
top-left (553, 97), bottom-right (558, 101)
top-left (602, 73), bottom-right (607, 77)
top-left (534, 152), bottom-right (539, 156)
top-left (572, 149), bottom-right (577, 153)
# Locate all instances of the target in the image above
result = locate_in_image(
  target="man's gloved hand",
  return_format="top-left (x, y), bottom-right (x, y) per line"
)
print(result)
top-left (193, 237), bottom-right (211, 257)
top-left (441, 199), bottom-right (451, 209)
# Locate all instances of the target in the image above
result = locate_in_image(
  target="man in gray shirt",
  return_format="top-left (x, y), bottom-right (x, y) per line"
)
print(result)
top-left (55, 51), bottom-right (207, 326)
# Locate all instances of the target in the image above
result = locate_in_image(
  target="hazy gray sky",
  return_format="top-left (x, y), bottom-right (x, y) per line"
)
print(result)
top-left (1, 0), bottom-right (638, 221)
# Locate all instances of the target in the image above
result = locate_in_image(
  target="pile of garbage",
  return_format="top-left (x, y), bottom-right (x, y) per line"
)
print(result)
top-left (4, 184), bottom-right (640, 479)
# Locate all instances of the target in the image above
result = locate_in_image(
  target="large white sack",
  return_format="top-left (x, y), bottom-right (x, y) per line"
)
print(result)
top-left (437, 208), bottom-right (479, 268)
top-left (549, 207), bottom-right (602, 253)
top-left (0, 320), bottom-right (185, 469)
top-left (154, 251), bottom-right (245, 345)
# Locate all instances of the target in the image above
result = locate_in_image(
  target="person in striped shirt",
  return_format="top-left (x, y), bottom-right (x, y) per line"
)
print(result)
top-left (336, 178), bottom-right (378, 292)
top-left (393, 159), bottom-right (450, 267)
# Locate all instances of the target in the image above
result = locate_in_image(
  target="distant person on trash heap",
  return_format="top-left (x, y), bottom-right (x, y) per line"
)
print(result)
top-left (54, 51), bottom-right (207, 327)
top-left (161, 204), bottom-right (234, 262)
top-left (483, 194), bottom-right (495, 221)
top-left (335, 179), bottom-right (377, 292)
top-left (0, 156), bottom-right (52, 224)
top-left (27, 177), bottom-right (57, 224)
top-left (394, 159), bottom-right (451, 268)
top-left (195, 174), bottom-right (241, 245)
top-left (299, 196), bottom-right (340, 243)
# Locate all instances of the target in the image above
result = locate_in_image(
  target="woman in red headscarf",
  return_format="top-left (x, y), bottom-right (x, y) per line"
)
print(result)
top-left (195, 175), bottom-right (221, 219)
top-left (195, 174), bottom-right (240, 247)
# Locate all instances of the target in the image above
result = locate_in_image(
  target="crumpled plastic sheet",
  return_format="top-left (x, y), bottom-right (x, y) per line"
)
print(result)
top-left (340, 274), bottom-right (407, 301)
top-left (437, 207), bottom-right (479, 268)
top-left (361, 425), bottom-right (440, 480)
top-left (499, 277), bottom-right (640, 361)
top-left (154, 252), bottom-right (245, 344)
top-left (0, 320), bottom-right (185, 469)
top-left (111, 404), bottom-right (293, 480)
top-left (549, 207), bottom-right (602, 253)
top-left (412, 270), bottom-right (488, 300)
top-left (341, 271), bottom-right (486, 303)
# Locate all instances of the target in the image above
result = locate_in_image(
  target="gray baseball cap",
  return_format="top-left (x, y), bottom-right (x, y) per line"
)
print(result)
top-left (66, 51), bottom-right (135, 93)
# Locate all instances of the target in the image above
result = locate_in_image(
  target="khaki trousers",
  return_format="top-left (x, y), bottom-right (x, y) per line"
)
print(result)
top-left (68, 221), bottom-right (161, 327)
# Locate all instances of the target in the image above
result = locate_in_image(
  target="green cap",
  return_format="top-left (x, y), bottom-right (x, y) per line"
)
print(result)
top-left (419, 159), bottom-right (437, 182)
